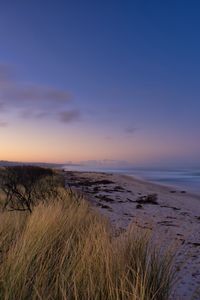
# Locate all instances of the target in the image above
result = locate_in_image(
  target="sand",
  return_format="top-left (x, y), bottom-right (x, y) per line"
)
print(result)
top-left (64, 171), bottom-right (200, 300)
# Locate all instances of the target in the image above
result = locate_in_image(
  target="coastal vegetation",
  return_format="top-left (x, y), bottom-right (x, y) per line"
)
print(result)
top-left (0, 166), bottom-right (174, 300)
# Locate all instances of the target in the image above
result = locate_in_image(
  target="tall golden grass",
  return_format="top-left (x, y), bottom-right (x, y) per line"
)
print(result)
top-left (0, 188), bottom-right (174, 300)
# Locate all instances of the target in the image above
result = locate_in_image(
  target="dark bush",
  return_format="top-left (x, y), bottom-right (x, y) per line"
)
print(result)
top-left (0, 166), bottom-right (62, 213)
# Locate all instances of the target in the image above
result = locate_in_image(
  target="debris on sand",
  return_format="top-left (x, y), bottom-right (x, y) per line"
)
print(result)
top-left (136, 193), bottom-right (158, 205)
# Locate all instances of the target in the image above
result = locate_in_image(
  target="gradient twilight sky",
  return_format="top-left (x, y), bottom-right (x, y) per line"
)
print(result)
top-left (0, 1), bottom-right (200, 165)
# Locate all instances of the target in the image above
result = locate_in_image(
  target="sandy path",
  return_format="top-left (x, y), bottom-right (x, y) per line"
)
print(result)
top-left (64, 171), bottom-right (200, 300)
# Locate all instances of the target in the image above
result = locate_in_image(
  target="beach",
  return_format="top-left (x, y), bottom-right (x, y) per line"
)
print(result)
top-left (64, 171), bottom-right (200, 300)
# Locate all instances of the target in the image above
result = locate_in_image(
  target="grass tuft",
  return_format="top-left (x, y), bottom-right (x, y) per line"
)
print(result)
top-left (0, 187), bottom-right (175, 300)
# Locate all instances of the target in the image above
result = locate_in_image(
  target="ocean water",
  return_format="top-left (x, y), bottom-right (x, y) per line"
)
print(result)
top-left (64, 165), bottom-right (200, 195)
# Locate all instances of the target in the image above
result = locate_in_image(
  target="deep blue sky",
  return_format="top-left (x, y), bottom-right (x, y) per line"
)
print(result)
top-left (0, 1), bottom-right (200, 165)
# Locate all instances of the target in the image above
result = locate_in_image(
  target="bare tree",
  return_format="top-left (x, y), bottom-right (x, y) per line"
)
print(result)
top-left (0, 166), bottom-right (55, 213)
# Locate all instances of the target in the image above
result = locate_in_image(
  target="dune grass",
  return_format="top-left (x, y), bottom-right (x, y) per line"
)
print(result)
top-left (0, 186), bottom-right (175, 300)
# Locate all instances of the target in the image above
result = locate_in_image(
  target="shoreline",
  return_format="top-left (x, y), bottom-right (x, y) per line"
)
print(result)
top-left (119, 173), bottom-right (200, 199)
top-left (64, 166), bottom-right (200, 196)
top-left (64, 170), bottom-right (200, 300)
top-left (65, 169), bottom-right (200, 199)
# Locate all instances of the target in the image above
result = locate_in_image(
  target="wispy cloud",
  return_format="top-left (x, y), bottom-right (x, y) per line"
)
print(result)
top-left (124, 126), bottom-right (138, 134)
top-left (0, 121), bottom-right (7, 127)
top-left (104, 136), bottom-right (112, 140)
top-left (20, 108), bottom-right (82, 125)
top-left (59, 110), bottom-right (81, 123)
top-left (0, 102), bottom-right (6, 111)
top-left (0, 64), bottom-right (72, 108)
top-left (0, 63), bottom-right (81, 125)
top-left (0, 64), bottom-right (13, 87)
top-left (19, 109), bottom-right (50, 120)
top-left (3, 85), bottom-right (72, 105)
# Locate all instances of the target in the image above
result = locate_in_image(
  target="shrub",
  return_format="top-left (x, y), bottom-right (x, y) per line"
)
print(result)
top-left (0, 166), bottom-right (61, 212)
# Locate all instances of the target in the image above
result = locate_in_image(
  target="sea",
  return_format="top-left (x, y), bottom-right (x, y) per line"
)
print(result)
top-left (63, 165), bottom-right (200, 195)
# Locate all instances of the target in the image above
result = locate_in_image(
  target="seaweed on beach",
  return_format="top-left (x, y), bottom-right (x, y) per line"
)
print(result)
top-left (136, 193), bottom-right (158, 205)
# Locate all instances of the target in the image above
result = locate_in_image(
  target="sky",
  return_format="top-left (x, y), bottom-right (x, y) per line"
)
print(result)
top-left (0, 0), bottom-right (200, 166)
